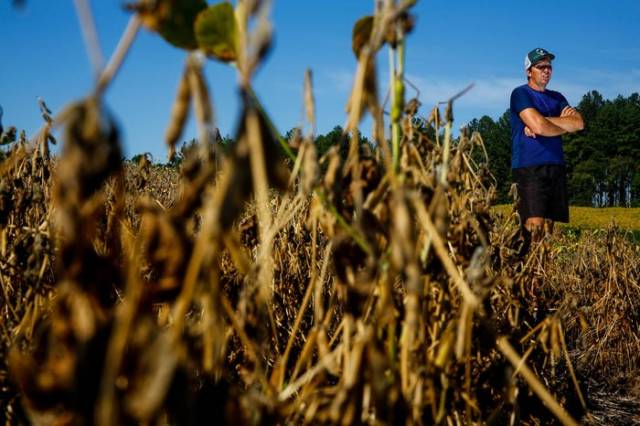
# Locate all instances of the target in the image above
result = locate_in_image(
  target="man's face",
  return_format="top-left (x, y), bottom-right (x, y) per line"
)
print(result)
top-left (527, 58), bottom-right (553, 88)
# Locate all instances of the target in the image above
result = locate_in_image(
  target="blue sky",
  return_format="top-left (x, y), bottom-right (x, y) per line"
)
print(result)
top-left (2, 0), bottom-right (639, 160)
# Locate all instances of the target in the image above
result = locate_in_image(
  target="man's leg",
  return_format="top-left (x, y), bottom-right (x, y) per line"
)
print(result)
top-left (525, 217), bottom-right (545, 232)
top-left (525, 216), bottom-right (546, 243)
top-left (514, 166), bottom-right (551, 257)
top-left (518, 217), bottom-right (542, 258)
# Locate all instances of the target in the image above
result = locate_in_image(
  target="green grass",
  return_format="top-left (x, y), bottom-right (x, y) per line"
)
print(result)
top-left (492, 205), bottom-right (640, 238)
top-left (567, 206), bottom-right (640, 230)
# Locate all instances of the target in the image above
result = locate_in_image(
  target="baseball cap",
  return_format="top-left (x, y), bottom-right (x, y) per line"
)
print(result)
top-left (524, 48), bottom-right (555, 70)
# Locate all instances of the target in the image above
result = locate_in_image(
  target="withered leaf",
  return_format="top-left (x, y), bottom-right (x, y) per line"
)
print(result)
top-left (127, 0), bottom-right (207, 50)
top-left (352, 16), bottom-right (373, 58)
top-left (384, 12), bottom-right (415, 48)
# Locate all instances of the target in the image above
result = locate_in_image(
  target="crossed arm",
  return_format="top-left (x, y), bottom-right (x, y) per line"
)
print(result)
top-left (520, 106), bottom-right (584, 137)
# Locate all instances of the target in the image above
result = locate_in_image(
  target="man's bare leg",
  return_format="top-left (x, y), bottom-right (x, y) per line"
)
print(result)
top-left (519, 216), bottom-right (545, 257)
top-left (525, 217), bottom-right (545, 236)
top-left (519, 217), bottom-right (554, 257)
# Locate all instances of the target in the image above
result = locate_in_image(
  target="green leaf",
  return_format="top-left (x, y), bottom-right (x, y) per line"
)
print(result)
top-left (352, 16), bottom-right (373, 58)
top-left (195, 3), bottom-right (238, 63)
top-left (132, 0), bottom-right (207, 50)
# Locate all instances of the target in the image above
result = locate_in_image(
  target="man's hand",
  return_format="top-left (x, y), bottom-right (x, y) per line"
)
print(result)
top-left (548, 106), bottom-right (585, 132)
top-left (524, 126), bottom-right (536, 138)
top-left (519, 107), bottom-right (567, 137)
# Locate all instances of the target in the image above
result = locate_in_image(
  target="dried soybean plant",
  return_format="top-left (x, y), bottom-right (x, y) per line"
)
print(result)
top-left (489, 209), bottom-right (640, 425)
top-left (525, 227), bottom-right (640, 426)
top-left (2, 1), bottom-right (640, 425)
top-left (0, 113), bottom-right (55, 424)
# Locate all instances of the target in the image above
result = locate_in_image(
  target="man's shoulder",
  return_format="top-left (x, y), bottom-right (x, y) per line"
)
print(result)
top-left (545, 89), bottom-right (566, 99)
top-left (510, 85), bottom-right (534, 112)
top-left (511, 84), bottom-right (530, 95)
top-left (510, 84), bottom-right (531, 103)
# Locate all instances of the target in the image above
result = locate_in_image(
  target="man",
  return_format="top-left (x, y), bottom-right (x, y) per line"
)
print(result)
top-left (510, 48), bottom-right (584, 254)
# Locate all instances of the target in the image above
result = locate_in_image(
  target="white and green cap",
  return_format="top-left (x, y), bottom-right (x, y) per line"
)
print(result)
top-left (524, 48), bottom-right (555, 70)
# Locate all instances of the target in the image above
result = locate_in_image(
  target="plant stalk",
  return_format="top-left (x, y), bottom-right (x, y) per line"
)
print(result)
top-left (390, 28), bottom-right (406, 172)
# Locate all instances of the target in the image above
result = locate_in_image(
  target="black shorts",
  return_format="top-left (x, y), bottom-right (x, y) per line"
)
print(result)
top-left (513, 164), bottom-right (569, 223)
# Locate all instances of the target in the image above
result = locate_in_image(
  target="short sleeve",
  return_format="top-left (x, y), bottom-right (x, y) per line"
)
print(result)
top-left (556, 92), bottom-right (570, 111)
top-left (510, 87), bottom-right (534, 114)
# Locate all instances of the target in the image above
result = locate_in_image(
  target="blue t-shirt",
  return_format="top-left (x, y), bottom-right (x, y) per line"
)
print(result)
top-left (510, 84), bottom-right (569, 169)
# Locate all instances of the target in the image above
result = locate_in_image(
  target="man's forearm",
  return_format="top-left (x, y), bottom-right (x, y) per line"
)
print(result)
top-left (519, 107), bottom-right (576, 137)
top-left (547, 116), bottom-right (584, 133)
top-left (530, 116), bottom-right (566, 137)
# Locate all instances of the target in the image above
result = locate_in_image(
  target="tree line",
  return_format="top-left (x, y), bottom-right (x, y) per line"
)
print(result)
top-left (306, 90), bottom-right (640, 208)
top-left (467, 90), bottom-right (640, 207)
top-left (288, 90), bottom-right (639, 208)
top-left (124, 90), bottom-right (640, 208)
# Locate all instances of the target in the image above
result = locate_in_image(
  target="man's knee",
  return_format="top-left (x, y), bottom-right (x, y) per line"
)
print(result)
top-left (525, 217), bottom-right (544, 232)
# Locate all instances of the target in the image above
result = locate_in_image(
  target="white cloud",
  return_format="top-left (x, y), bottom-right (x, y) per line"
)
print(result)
top-left (558, 68), bottom-right (640, 102)
top-left (403, 69), bottom-right (640, 116)
top-left (309, 66), bottom-right (640, 131)
top-left (402, 74), bottom-right (521, 109)
top-left (323, 68), bottom-right (355, 93)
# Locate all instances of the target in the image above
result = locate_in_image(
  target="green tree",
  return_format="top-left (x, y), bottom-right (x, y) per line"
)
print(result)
top-left (315, 125), bottom-right (345, 158)
top-left (466, 112), bottom-right (511, 204)
top-left (564, 91), bottom-right (640, 207)
top-left (314, 125), bottom-right (372, 160)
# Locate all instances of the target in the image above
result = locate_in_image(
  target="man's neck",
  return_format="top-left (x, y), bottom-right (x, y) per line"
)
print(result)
top-left (528, 81), bottom-right (547, 92)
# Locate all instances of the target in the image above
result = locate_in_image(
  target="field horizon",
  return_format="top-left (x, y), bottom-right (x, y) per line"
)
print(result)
top-left (493, 204), bottom-right (640, 232)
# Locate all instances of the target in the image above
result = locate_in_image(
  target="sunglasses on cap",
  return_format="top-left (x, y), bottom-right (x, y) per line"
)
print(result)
top-left (532, 64), bottom-right (552, 71)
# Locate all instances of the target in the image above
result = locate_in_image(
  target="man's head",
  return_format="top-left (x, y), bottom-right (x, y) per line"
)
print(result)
top-left (525, 48), bottom-right (555, 89)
